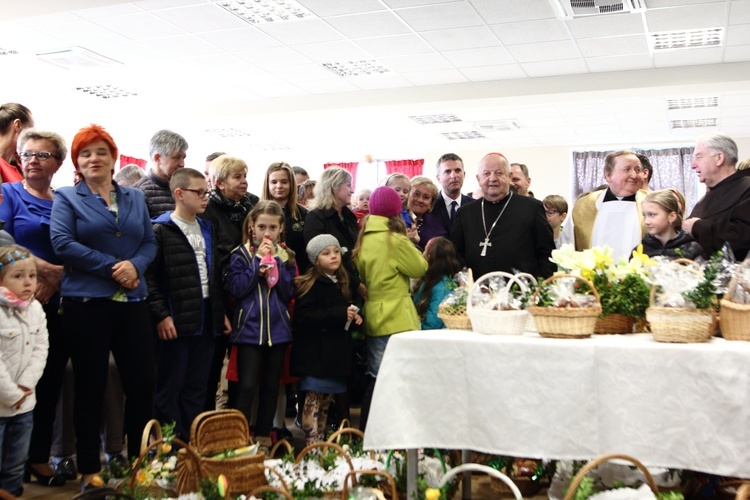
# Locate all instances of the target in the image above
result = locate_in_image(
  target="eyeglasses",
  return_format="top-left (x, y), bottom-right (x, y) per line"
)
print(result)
top-left (20, 151), bottom-right (58, 162)
top-left (182, 188), bottom-right (210, 198)
top-left (545, 209), bottom-right (562, 215)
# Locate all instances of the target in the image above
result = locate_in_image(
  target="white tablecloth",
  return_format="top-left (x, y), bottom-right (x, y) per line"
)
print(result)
top-left (363, 330), bottom-right (750, 478)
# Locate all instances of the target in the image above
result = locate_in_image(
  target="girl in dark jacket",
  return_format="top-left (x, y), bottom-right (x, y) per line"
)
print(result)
top-left (291, 234), bottom-right (361, 444)
top-left (639, 189), bottom-right (704, 260)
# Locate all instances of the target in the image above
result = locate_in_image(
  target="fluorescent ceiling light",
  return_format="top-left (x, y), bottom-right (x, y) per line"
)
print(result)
top-left (75, 84), bottom-right (137, 99)
top-left (666, 97), bottom-right (719, 110)
top-left (410, 114), bottom-right (462, 125)
top-left (442, 131), bottom-right (486, 140)
top-left (205, 128), bottom-right (253, 137)
top-left (212, 0), bottom-right (314, 24)
top-left (37, 47), bottom-right (121, 69)
top-left (649, 28), bottom-right (723, 52)
top-left (0, 48), bottom-right (18, 56)
top-left (475, 120), bottom-right (521, 132)
top-left (670, 118), bottom-right (718, 129)
top-left (322, 60), bottom-right (390, 78)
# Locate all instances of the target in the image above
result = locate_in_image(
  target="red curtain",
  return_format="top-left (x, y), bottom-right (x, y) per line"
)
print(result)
top-left (385, 159), bottom-right (424, 178)
top-left (119, 155), bottom-right (147, 169)
top-left (324, 162), bottom-right (359, 190)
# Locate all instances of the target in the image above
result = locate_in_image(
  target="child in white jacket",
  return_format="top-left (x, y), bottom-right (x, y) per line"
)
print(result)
top-left (0, 245), bottom-right (49, 496)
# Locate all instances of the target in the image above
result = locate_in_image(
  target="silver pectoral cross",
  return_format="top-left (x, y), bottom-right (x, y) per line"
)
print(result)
top-left (479, 238), bottom-right (492, 257)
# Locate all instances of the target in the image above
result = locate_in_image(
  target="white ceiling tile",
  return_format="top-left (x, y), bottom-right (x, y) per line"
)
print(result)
top-left (729, 1), bottom-right (750, 25)
top-left (294, 78), bottom-right (361, 94)
top-left (297, 0), bottom-right (385, 17)
top-left (421, 26), bottom-right (502, 51)
top-left (504, 104), bottom-right (563, 118)
top-left (402, 68), bottom-right (468, 85)
top-left (257, 19), bottom-right (344, 45)
top-left (42, 20), bottom-right (129, 46)
top-left (720, 104), bottom-right (750, 117)
top-left (520, 58), bottom-right (588, 77)
top-left (724, 44), bottom-right (750, 62)
top-left (442, 46), bottom-right (516, 67)
top-left (293, 40), bottom-right (373, 63)
top-left (721, 91), bottom-right (750, 107)
top-left (93, 41), bottom-right (162, 65)
top-left (133, 0), bottom-right (208, 11)
top-left (395, 3), bottom-right (484, 31)
top-left (235, 46), bottom-right (311, 67)
top-left (645, 0), bottom-right (724, 8)
top-left (473, 0), bottom-right (557, 24)
top-left (460, 64), bottom-right (528, 80)
top-left (379, 52), bottom-right (452, 72)
top-left (176, 52), bottom-right (251, 73)
top-left (324, 11), bottom-right (410, 39)
top-left (646, 3), bottom-right (727, 31)
top-left (653, 46), bottom-right (724, 67)
top-left (267, 63), bottom-right (338, 82)
top-left (140, 34), bottom-right (223, 57)
top-left (585, 53), bottom-right (654, 72)
top-left (507, 40), bottom-right (581, 63)
top-left (346, 72), bottom-right (413, 89)
top-left (566, 14), bottom-right (645, 39)
top-left (246, 82), bottom-right (308, 98)
top-left (11, 11), bottom-right (84, 26)
top-left (492, 19), bottom-right (571, 45)
top-left (382, 0), bottom-right (460, 7)
top-left (91, 12), bottom-right (186, 40)
top-left (520, 116), bottom-right (569, 128)
top-left (726, 24), bottom-right (750, 45)
top-left (197, 27), bottom-right (283, 51)
top-left (0, 24), bottom-right (67, 52)
top-left (150, 4), bottom-right (248, 33)
top-left (557, 101), bottom-right (614, 116)
top-left (355, 34), bottom-right (435, 57)
top-left (577, 34), bottom-right (650, 58)
top-left (72, 3), bottom-right (143, 19)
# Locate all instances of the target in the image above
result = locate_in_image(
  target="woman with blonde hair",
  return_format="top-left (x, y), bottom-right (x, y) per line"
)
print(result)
top-left (406, 176), bottom-right (443, 249)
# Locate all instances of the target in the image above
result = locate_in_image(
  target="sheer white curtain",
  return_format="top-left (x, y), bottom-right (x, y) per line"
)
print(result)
top-left (572, 147), bottom-right (698, 213)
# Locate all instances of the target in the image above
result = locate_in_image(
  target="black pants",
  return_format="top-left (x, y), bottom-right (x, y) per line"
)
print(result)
top-left (234, 343), bottom-right (286, 436)
top-left (28, 301), bottom-right (70, 464)
top-left (63, 299), bottom-right (155, 474)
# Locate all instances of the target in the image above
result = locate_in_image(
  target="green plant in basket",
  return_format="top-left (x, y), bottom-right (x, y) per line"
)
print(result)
top-left (682, 251), bottom-right (721, 309)
top-left (550, 244), bottom-right (654, 320)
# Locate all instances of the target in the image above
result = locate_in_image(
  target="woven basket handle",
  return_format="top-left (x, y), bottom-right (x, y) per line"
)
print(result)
top-left (130, 437), bottom-right (202, 493)
top-left (531, 273), bottom-right (600, 305)
top-left (438, 464), bottom-right (522, 499)
top-left (140, 419), bottom-right (163, 454)
top-left (468, 271), bottom-right (538, 312)
top-left (294, 441), bottom-right (354, 472)
top-left (259, 464), bottom-right (291, 493)
top-left (563, 453), bottom-right (658, 500)
top-left (342, 470), bottom-right (398, 498)
top-left (327, 427), bottom-right (375, 459)
top-left (269, 439), bottom-right (293, 458)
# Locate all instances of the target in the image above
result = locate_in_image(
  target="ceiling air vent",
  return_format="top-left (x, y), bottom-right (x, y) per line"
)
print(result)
top-left (474, 120), bottom-right (521, 132)
top-left (550, 0), bottom-right (645, 18)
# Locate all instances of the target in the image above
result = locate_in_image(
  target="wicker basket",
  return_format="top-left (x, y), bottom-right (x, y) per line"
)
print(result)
top-left (594, 313), bottom-right (635, 334)
top-left (720, 275), bottom-right (750, 341)
top-left (528, 274), bottom-right (602, 339)
top-left (129, 435), bottom-right (201, 498)
top-left (437, 305), bottom-right (472, 330)
top-left (293, 441), bottom-right (355, 499)
top-left (647, 285), bottom-right (717, 343)
top-left (563, 454), bottom-right (659, 500)
top-left (467, 271), bottom-right (537, 335)
top-left (439, 463), bottom-right (523, 499)
top-left (342, 470), bottom-right (398, 499)
top-left (176, 409), bottom-right (265, 496)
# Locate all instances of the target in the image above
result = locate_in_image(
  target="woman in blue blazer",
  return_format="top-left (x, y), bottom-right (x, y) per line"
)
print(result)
top-left (50, 124), bottom-right (157, 492)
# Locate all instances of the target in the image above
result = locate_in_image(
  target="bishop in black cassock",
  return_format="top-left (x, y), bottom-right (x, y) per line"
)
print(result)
top-left (450, 153), bottom-right (556, 280)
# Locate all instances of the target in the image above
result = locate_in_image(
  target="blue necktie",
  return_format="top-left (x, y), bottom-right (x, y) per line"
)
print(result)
top-left (450, 200), bottom-right (457, 222)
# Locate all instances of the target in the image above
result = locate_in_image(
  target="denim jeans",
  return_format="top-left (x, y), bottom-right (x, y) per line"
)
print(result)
top-left (0, 410), bottom-right (34, 496)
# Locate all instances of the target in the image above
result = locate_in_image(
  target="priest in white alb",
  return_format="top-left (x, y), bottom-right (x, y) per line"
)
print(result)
top-left (451, 152), bottom-right (555, 280)
top-left (561, 150), bottom-right (648, 260)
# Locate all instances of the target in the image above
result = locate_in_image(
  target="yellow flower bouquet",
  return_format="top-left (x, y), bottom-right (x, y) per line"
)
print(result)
top-left (550, 244), bottom-right (655, 333)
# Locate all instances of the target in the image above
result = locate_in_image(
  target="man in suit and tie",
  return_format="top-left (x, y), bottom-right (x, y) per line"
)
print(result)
top-left (432, 153), bottom-right (476, 237)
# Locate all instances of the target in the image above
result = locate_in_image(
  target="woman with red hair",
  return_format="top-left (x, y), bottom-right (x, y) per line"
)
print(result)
top-left (50, 124), bottom-right (157, 492)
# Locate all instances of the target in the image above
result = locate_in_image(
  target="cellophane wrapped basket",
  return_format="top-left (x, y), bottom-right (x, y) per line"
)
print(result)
top-left (647, 259), bottom-right (717, 343)
top-left (720, 263), bottom-right (750, 341)
top-left (528, 274), bottom-right (602, 339)
top-left (437, 268), bottom-right (474, 330)
top-left (467, 271), bottom-right (537, 335)
top-left (177, 409), bottom-right (265, 496)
